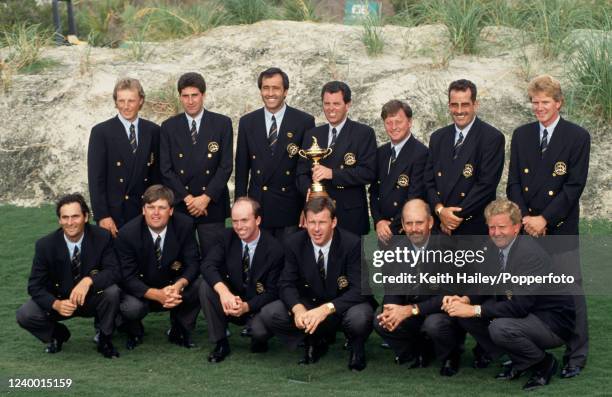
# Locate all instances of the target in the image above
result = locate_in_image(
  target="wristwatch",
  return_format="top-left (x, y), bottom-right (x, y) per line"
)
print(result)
top-left (326, 302), bottom-right (336, 314)
top-left (474, 305), bottom-right (482, 318)
top-left (411, 305), bottom-right (420, 316)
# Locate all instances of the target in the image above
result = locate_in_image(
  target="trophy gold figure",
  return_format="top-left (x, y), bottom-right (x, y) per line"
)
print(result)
top-left (298, 136), bottom-right (333, 200)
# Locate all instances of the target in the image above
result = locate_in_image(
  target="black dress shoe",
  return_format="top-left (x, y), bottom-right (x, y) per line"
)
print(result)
top-left (409, 354), bottom-right (431, 369)
top-left (440, 352), bottom-right (460, 377)
top-left (167, 326), bottom-right (183, 345)
top-left (182, 332), bottom-right (196, 349)
top-left (45, 324), bottom-right (71, 354)
top-left (394, 353), bottom-right (414, 365)
top-left (560, 364), bottom-right (582, 378)
top-left (522, 354), bottom-right (558, 391)
top-left (125, 334), bottom-right (143, 350)
top-left (472, 345), bottom-right (492, 368)
top-left (208, 340), bottom-right (231, 363)
top-left (250, 339), bottom-right (269, 353)
top-left (240, 327), bottom-right (252, 338)
top-left (298, 342), bottom-right (328, 365)
top-left (495, 364), bottom-right (523, 380)
top-left (348, 351), bottom-right (366, 372)
top-left (97, 334), bottom-right (120, 358)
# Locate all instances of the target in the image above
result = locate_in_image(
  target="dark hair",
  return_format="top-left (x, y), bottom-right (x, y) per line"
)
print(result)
top-left (304, 197), bottom-right (336, 219)
top-left (56, 193), bottom-right (90, 218)
top-left (142, 185), bottom-right (175, 207)
top-left (381, 99), bottom-right (413, 120)
top-left (448, 79), bottom-right (477, 102)
top-left (257, 67), bottom-right (289, 90)
top-left (321, 81), bottom-right (351, 103)
top-left (178, 72), bottom-right (206, 94)
top-left (234, 196), bottom-right (262, 218)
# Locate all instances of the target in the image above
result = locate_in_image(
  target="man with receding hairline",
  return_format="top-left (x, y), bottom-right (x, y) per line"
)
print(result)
top-left (235, 67), bottom-right (315, 240)
top-left (424, 79), bottom-right (504, 236)
top-left (199, 197), bottom-right (284, 363)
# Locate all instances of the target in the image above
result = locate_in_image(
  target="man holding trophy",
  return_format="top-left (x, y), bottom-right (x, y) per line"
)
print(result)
top-left (297, 81), bottom-right (377, 236)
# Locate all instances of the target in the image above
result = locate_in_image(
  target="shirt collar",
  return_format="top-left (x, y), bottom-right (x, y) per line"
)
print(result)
top-left (148, 226), bottom-right (168, 248)
top-left (117, 113), bottom-right (139, 131)
top-left (539, 114), bottom-right (560, 135)
top-left (264, 103), bottom-right (287, 122)
top-left (312, 237), bottom-right (333, 257)
top-left (391, 134), bottom-right (411, 156)
top-left (329, 117), bottom-right (348, 135)
top-left (64, 232), bottom-right (84, 254)
top-left (455, 116), bottom-right (476, 138)
top-left (185, 109), bottom-right (204, 126)
top-left (241, 229), bottom-right (262, 252)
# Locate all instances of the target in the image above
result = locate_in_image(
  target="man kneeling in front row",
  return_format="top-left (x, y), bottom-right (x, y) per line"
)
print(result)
top-left (16, 193), bottom-right (121, 358)
top-left (199, 197), bottom-right (284, 363)
top-left (255, 197), bottom-right (376, 371)
top-left (444, 199), bottom-right (575, 391)
top-left (115, 184), bottom-right (201, 349)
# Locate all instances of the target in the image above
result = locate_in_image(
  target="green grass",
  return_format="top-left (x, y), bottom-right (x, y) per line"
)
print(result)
top-left (0, 205), bottom-right (610, 395)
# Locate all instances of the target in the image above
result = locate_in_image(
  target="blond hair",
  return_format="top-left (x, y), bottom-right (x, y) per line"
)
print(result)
top-left (484, 199), bottom-right (522, 225)
top-left (527, 74), bottom-right (563, 104)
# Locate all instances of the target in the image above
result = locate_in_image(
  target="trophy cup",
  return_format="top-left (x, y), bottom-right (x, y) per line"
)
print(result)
top-left (298, 136), bottom-right (333, 200)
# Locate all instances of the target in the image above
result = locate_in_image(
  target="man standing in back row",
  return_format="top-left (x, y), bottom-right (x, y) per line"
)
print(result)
top-left (160, 72), bottom-right (233, 259)
top-left (235, 67), bottom-right (315, 240)
top-left (297, 81), bottom-right (377, 236)
top-left (88, 77), bottom-right (160, 236)
top-left (507, 74), bottom-right (590, 378)
top-left (424, 79), bottom-right (505, 235)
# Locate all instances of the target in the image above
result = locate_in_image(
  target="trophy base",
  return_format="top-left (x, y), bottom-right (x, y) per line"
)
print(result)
top-left (309, 183), bottom-right (329, 201)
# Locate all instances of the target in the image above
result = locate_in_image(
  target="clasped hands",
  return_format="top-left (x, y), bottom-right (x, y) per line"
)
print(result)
top-left (441, 295), bottom-right (476, 318)
top-left (292, 304), bottom-right (333, 334)
top-left (377, 304), bottom-right (413, 332)
top-left (219, 291), bottom-right (249, 317)
top-left (437, 206), bottom-right (464, 235)
top-left (185, 194), bottom-right (211, 217)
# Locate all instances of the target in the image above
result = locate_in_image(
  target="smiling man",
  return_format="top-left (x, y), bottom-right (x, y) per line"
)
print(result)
top-left (16, 194), bottom-right (121, 358)
top-left (369, 100), bottom-right (428, 245)
top-left (198, 197), bottom-right (284, 363)
top-left (297, 81), bottom-right (377, 236)
top-left (443, 199), bottom-right (575, 391)
top-left (506, 74), bottom-right (590, 377)
top-left (258, 197), bottom-right (376, 371)
top-left (235, 68), bottom-right (315, 240)
top-left (424, 79), bottom-right (505, 235)
top-left (159, 72), bottom-right (233, 259)
top-left (115, 185), bottom-right (201, 350)
top-left (88, 77), bottom-right (160, 236)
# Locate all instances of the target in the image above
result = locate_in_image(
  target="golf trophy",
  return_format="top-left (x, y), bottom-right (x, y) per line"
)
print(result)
top-left (298, 136), bottom-right (333, 200)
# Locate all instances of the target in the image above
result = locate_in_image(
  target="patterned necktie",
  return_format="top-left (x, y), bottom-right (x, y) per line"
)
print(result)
top-left (453, 131), bottom-right (464, 159)
top-left (329, 127), bottom-right (338, 148)
top-left (71, 245), bottom-right (81, 282)
top-left (268, 115), bottom-right (278, 154)
top-left (242, 244), bottom-right (250, 285)
top-left (540, 129), bottom-right (548, 156)
top-left (498, 250), bottom-right (505, 272)
top-left (154, 235), bottom-right (162, 266)
top-left (388, 146), bottom-right (397, 174)
top-left (317, 249), bottom-right (326, 280)
top-left (190, 119), bottom-right (197, 145)
top-left (129, 123), bottom-right (137, 153)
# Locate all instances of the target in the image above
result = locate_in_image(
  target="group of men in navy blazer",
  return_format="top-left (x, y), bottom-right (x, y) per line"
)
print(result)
top-left (16, 68), bottom-right (589, 389)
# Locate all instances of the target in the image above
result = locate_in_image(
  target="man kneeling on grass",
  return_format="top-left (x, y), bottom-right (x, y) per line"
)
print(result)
top-left (16, 193), bottom-right (121, 358)
top-left (443, 199), bottom-right (575, 391)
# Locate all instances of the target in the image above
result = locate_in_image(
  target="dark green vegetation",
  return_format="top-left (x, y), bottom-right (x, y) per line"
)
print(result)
top-left (0, 205), bottom-right (610, 395)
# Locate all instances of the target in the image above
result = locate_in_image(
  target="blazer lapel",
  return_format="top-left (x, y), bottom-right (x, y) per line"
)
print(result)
top-left (445, 119), bottom-right (480, 200)
top-left (128, 121), bottom-right (152, 191)
top-left (159, 219), bottom-right (179, 269)
top-left (384, 136), bottom-right (416, 196)
top-left (249, 233), bottom-right (268, 282)
top-left (325, 119), bottom-right (352, 166)
top-left (229, 234), bottom-right (245, 288)
top-left (530, 119), bottom-right (565, 197)
top-left (324, 231), bottom-right (342, 294)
